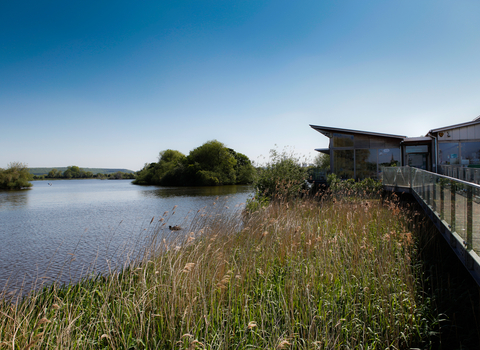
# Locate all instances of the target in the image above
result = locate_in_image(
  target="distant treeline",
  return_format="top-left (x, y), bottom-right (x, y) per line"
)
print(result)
top-left (32, 166), bottom-right (135, 180)
top-left (134, 140), bottom-right (255, 186)
top-left (29, 167), bottom-right (135, 176)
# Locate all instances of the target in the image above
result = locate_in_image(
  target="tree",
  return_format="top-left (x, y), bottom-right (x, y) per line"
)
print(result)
top-left (133, 141), bottom-right (254, 186)
top-left (186, 140), bottom-right (237, 185)
top-left (314, 153), bottom-right (330, 170)
top-left (0, 162), bottom-right (33, 189)
top-left (47, 168), bottom-right (62, 178)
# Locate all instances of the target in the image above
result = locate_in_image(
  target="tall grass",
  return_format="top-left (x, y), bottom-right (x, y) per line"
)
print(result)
top-left (0, 194), bottom-right (434, 349)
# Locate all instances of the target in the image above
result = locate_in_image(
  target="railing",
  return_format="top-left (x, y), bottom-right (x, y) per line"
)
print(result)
top-left (439, 165), bottom-right (480, 185)
top-left (383, 166), bottom-right (480, 256)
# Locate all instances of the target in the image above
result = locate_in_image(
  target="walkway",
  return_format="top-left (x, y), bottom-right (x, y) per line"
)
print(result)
top-left (383, 166), bottom-right (480, 286)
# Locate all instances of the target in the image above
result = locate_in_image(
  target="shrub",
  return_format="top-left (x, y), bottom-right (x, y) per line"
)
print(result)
top-left (253, 147), bottom-right (309, 201)
top-left (0, 162), bottom-right (33, 189)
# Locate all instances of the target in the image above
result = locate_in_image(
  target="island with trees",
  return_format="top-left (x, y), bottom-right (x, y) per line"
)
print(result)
top-left (0, 162), bottom-right (33, 190)
top-left (134, 140), bottom-right (255, 186)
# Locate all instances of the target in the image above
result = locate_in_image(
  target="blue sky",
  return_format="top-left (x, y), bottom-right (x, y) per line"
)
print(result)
top-left (1, 1), bottom-right (479, 171)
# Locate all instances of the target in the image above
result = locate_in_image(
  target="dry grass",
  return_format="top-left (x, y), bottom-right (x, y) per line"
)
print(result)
top-left (0, 195), bottom-right (434, 349)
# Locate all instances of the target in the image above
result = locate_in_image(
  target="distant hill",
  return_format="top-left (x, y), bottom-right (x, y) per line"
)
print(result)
top-left (28, 167), bottom-right (136, 176)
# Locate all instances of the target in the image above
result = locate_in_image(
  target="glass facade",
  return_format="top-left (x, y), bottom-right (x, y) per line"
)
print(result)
top-left (355, 149), bottom-right (378, 180)
top-left (333, 133), bottom-right (354, 147)
top-left (439, 143), bottom-right (459, 165)
top-left (333, 150), bottom-right (354, 179)
top-left (460, 141), bottom-right (480, 166)
top-left (331, 132), bottom-right (401, 179)
top-left (378, 148), bottom-right (400, 167)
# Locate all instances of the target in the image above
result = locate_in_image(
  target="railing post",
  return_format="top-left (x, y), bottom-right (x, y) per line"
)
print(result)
top-left (432, 176), bottom-right (436, 212)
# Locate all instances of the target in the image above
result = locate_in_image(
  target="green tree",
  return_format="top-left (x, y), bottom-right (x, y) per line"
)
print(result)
top-left (47, 168), bottom-right (62, 178)
top-left (314, 153), bottom-right (330, 170)
top-left (0, 162), bottom-right (33, 189)
top-left (186, 140), bottom-right (237, 185)
top-left (229, 149), bottom-right (255, 184)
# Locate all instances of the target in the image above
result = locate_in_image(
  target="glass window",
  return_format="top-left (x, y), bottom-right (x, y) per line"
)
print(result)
top-left (355, 149), bottom-right (378, 180)
top-left (439, 143), bottom-right (459, 165)
top-left (354, 135), bottom-right (369, 148)
top-left (333, 133), bottom-right (354, 147)
top-left (378, 148), bottom-right (400, 167)
top-left (333, 150), bottom-right (354, 179)
top-left (460, 141), bottom-right (480, 166)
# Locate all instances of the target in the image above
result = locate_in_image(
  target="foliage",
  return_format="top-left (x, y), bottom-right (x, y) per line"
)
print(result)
top-left (253, 147), bottom-right (309, 201)
top-left (327, 173), bottom-right (383, 198)
top-left (0, 162), bottom-right (33, 189)
top-left (30, 167), bottom-right (135, 176)
top-left (0, 196), bottom-right (437, 349)
top-left (133, 140), bottom-right (254, 186)
top-left (313, 152), bottom-right (330, 169)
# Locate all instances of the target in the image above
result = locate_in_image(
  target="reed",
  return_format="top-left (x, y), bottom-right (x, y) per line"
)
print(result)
top-left (0, 194), bottom-right (435, 349)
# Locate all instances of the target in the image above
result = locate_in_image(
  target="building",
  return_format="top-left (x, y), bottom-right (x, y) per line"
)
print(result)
top-left (311, 116), bottom-right (480, 180)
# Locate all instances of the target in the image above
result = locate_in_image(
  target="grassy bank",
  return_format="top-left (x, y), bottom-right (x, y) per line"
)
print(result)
top-left (0, 195), bottom-right (435, 349)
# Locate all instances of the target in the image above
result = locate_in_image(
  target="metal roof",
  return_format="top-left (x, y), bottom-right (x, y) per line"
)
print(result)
top-left (310, 125), bottom-right (406, 139)
top-left (429, 118), bottom-right (480, 133)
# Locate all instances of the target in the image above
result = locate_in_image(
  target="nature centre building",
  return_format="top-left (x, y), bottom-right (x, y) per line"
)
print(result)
top-left (311, 116), bottom-right (480, 180)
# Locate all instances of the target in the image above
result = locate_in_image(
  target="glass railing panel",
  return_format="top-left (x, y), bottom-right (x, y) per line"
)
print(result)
top-left (443, 181), bottom-right (452, 226)
top-left (454, 183), bottom-right (468, 242)
top-left (382, 168), bottom-right (396, 186)
top-left (473, 187), bottom-right (480, 252)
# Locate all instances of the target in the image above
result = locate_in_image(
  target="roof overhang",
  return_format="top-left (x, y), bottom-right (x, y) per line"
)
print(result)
top-left (314, 148), bottom-right (330, 155)
top-left (310, 125), bottom-right (406, 140)
top-left (429, 119), bottom-right (480, 133)
top-left (401, 136), bottom-right (433, 144)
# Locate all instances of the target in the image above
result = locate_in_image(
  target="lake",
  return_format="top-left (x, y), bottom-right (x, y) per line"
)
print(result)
top-left (0, 179), bottom-right (252, 296)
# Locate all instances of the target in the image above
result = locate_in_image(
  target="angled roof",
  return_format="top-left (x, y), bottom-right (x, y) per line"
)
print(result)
top-left (429, 117), bottom-right (480, 133)
top-left (310, 125), bottom-right (406, 139)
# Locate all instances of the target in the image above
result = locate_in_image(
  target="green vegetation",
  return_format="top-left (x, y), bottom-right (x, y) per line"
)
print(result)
top-left (134, 140), bottom-right (255, 186)
top-left (251, 148), bottom-right (309, 205)
top-left (31, 166), bottom-right (135, 180)
top-left (29, 167), bottom-right (135, 176)
top-left (313, 152), bottom-right (330, 170)
top-left (0, 162), bottom-right (33, 189)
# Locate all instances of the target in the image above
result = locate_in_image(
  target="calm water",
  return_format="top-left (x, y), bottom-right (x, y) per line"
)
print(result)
top-left (0, 179), bottom-right (252, 295)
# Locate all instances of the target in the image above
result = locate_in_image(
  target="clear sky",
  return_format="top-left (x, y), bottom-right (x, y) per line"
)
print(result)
top-left (1, 1), bottom-right (479, 171)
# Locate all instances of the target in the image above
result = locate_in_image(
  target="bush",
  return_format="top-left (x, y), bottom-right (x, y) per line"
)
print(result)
top-left (253, 147), bottom-right (309, 201)
top-left (0, 162), bottom-right (33, 189)
top-left (327, 173), bottom-right (383, 198)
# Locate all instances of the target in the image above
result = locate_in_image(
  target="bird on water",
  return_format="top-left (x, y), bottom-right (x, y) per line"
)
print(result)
top-left (169, 225), bottom-right (181, 230)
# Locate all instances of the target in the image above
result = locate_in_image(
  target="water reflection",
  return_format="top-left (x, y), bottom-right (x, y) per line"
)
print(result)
top-left (140, 184), bottom-right (253, 198)
top-left (0, 189), bottom-right (30, 210)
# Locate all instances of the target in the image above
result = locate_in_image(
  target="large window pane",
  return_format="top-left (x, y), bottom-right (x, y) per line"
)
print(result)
top-left (333, 150), bottom-right (354, 179)
top-left (356, 149), bottom-right (378, 180)
top-left (333, 133), bottom-right (354, 147)
top-left (460, 141), bottom-right (480, 167)
top-left (439, 143), bottom-right (459, 165)
top-left (378, 148), bottom-right (400, 167)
